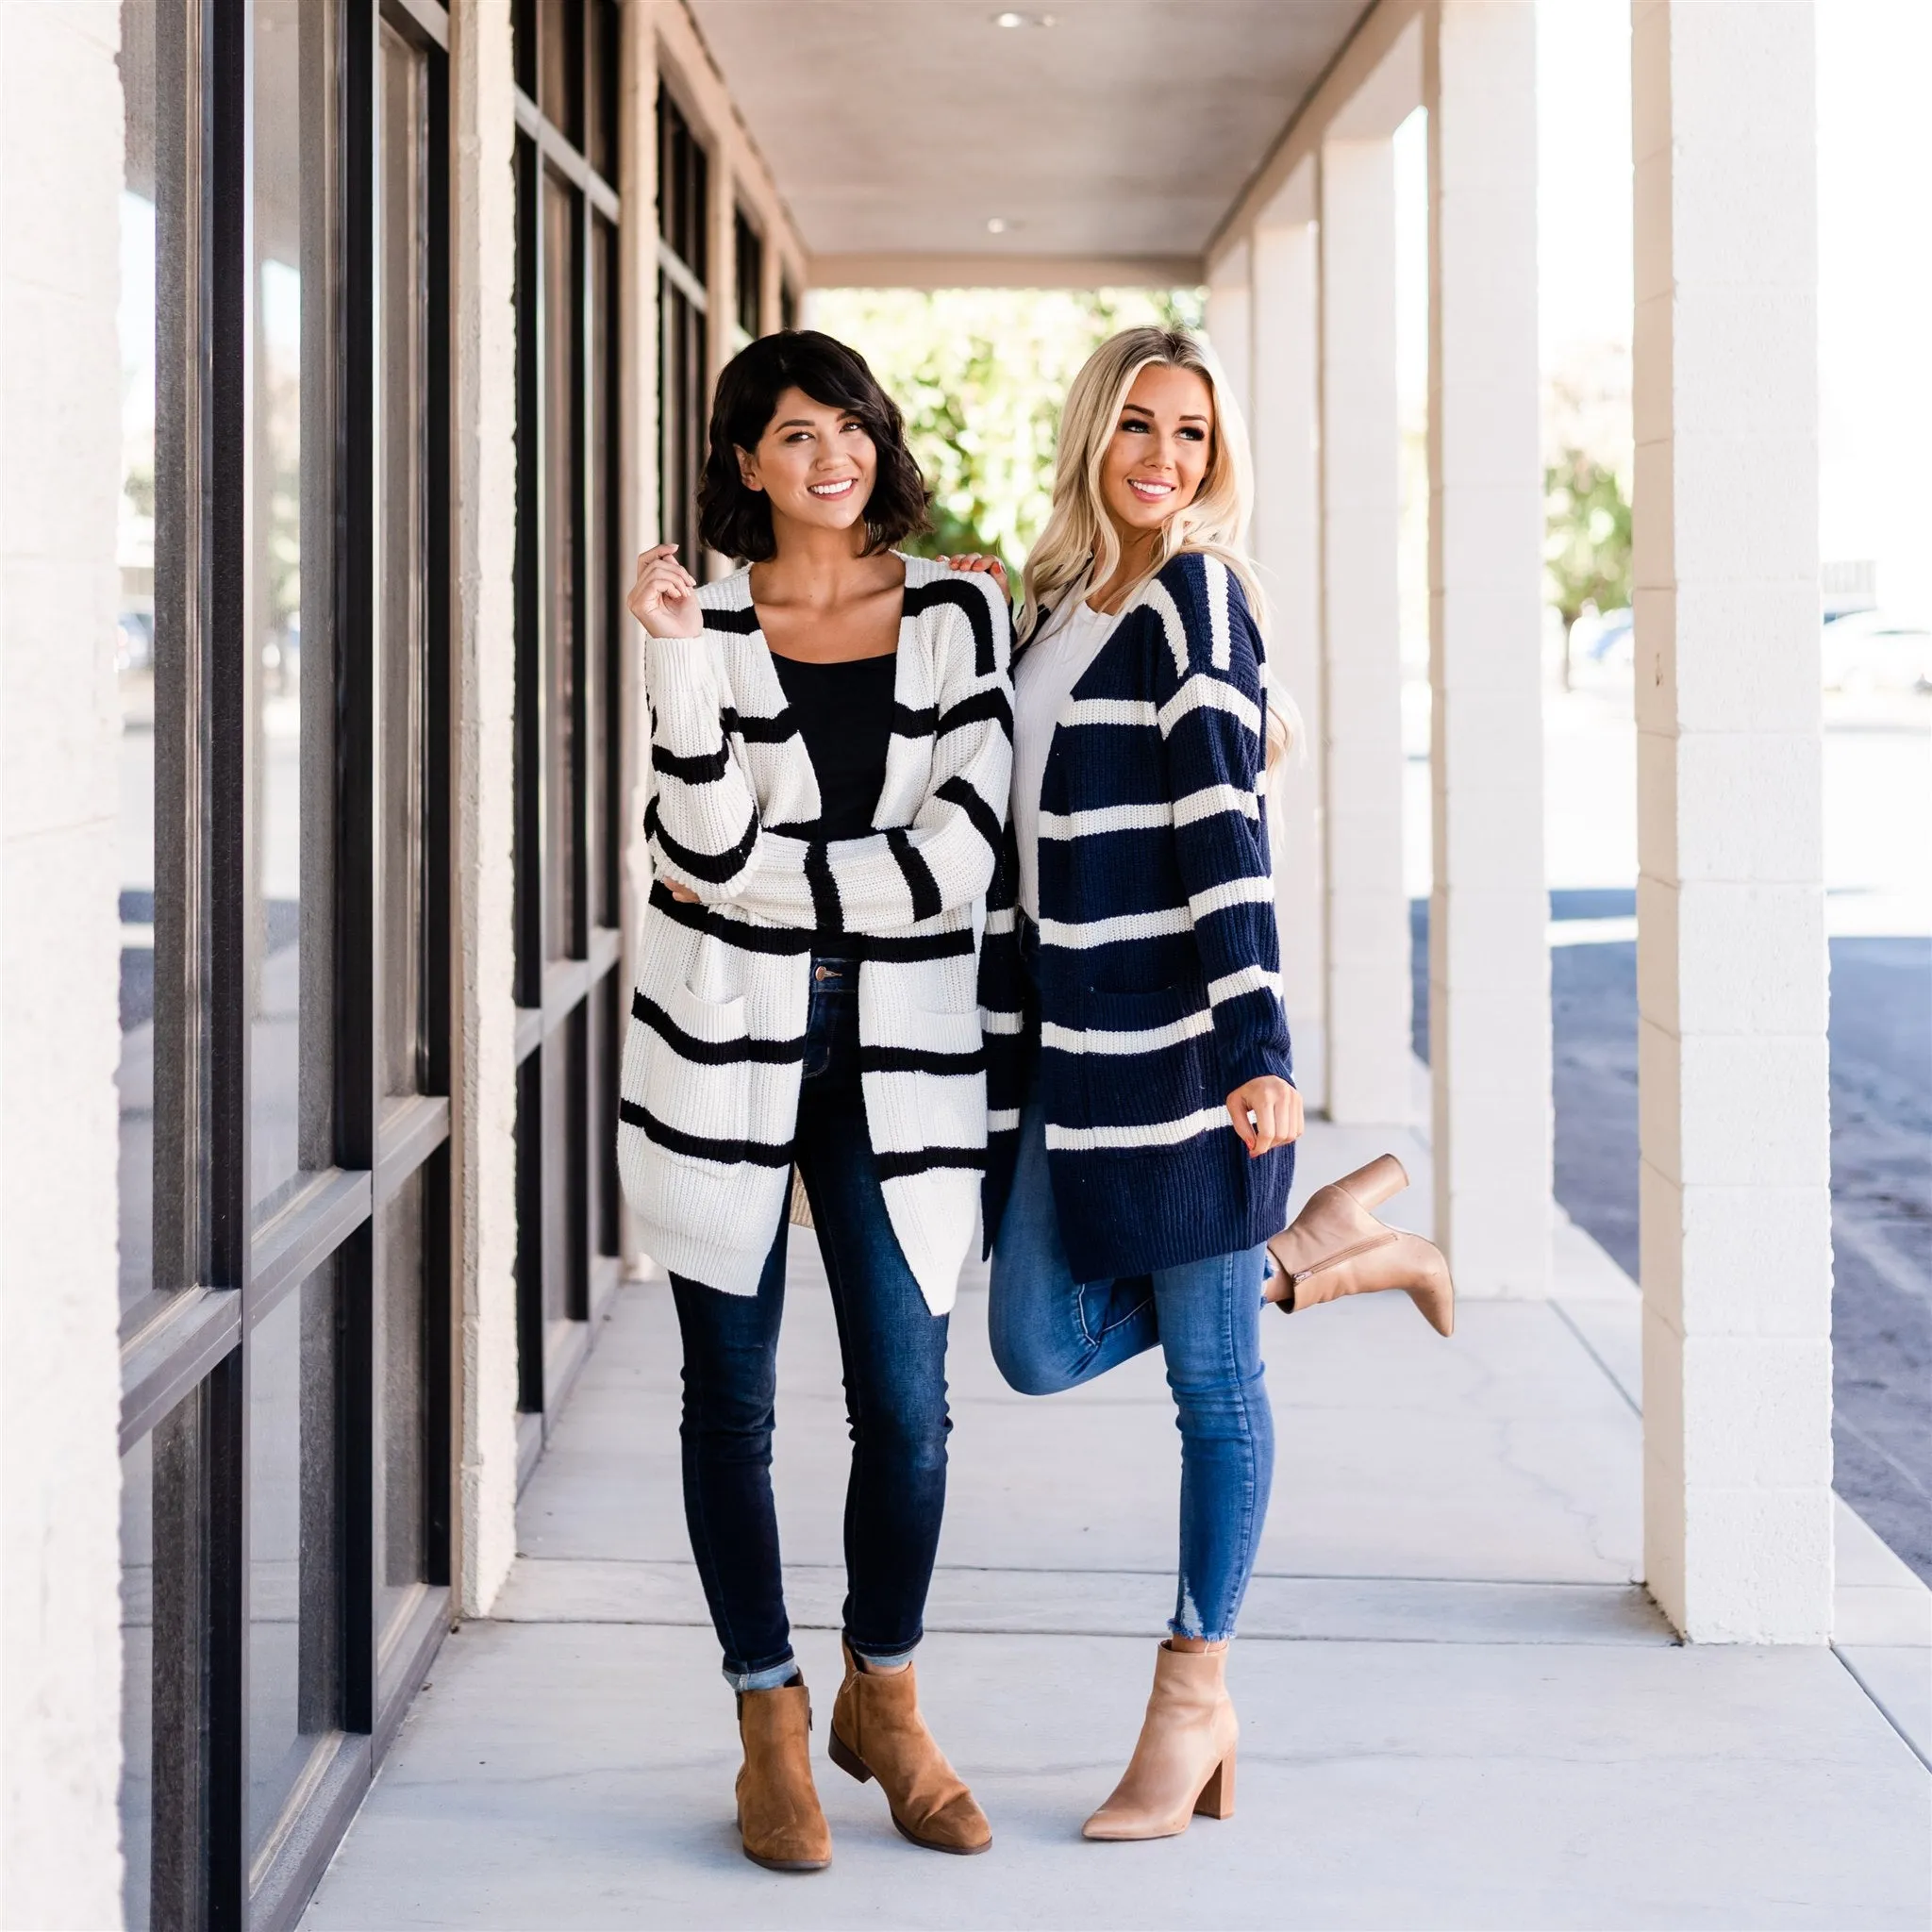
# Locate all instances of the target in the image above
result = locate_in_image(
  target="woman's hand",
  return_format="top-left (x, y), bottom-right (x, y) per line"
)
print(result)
top-left (939, 553), bottom-right (1009, 599)
top-left (627, 543), bottom-right (703, 638)
top-left (662, 879), bottom-right (700, 904)
top-left (1226, 1075), bottom-right (1302, 1158)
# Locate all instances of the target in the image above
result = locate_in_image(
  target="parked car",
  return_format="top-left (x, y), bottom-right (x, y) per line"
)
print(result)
top-left (1821, 609), bottom-right (1932, 694)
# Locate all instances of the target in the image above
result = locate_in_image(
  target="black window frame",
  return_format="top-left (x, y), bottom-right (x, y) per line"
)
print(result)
top-left (510, 0), bottom-right (625, 1473)
top-left (656, 82), bottom-right (708, 565)
top-left (116, 0), bottom-right (457, 1920)
top-left (733, 203), bottom-right (763, 343)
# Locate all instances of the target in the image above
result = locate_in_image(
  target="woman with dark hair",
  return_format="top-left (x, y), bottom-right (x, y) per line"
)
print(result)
top-left (621, 331), bottom-right (1011, 1872)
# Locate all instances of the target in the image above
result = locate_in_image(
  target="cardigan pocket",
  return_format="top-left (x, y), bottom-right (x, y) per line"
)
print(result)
top-left (1074, 980), bottom-right (1221, 1139)
top-left (652, 976), bottom-right (753, 1156)
top-left (623, 972), bottom-right (763, 1235)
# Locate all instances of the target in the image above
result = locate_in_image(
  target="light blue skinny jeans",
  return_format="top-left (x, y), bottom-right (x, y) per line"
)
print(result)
top-left (988, 1095), bottom-right (1274, 1642)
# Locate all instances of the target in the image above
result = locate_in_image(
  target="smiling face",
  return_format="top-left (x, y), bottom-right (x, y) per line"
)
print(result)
top-left (736, 386), bottom-right (878, 539)
top-left (1096, 361), bottom-right (1215, 546)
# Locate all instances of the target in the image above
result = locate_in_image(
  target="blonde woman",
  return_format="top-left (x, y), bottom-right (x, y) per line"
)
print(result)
top-left (947, 325), bottom-right (1450, 1843)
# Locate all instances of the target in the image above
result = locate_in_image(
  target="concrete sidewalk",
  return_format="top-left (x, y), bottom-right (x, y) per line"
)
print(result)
top-left (304, 1123), bottom-right (1930, 1930)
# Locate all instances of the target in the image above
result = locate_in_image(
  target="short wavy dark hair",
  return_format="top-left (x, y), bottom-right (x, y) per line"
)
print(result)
top-left (697, 330), bottom-right (932, 563)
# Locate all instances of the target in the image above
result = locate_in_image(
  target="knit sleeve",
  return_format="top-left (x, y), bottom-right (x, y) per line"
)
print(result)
top-left (668, 570), bottom-right (1013, 933)
top-left (1146, 554), bottom-right (1293, 1094)
top-left (640, 614), bottom-right (767, 894)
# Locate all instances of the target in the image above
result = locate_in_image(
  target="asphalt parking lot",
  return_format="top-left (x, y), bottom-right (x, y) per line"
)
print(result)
top-left (1410, 902), bottom-right (1932, 1584)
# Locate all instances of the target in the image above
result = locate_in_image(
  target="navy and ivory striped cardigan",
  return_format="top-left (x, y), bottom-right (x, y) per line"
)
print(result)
top-left (618, 556), bottom-right (1013, 1310)
top-left (978, 550), bottom-right (1293, 1281)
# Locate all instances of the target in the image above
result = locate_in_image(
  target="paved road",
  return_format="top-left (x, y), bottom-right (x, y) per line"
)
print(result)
top-left (1412, 896), bottom-right (1932, 1586)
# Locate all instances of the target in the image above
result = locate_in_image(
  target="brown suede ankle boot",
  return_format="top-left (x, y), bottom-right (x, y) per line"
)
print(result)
top-left (828, 1641), bottom-right (991, 1854)
top-left (1083, 1641), bottom-right (1239, 1841)
top-left (735, 1678), bottom-right (832, 1873)
top-left (1263, 1154), bottom-right (1456, 1336)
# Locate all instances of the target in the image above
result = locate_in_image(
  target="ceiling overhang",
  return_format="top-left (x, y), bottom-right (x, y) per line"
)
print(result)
top-left (685, 0), bottom-right (1374, 286)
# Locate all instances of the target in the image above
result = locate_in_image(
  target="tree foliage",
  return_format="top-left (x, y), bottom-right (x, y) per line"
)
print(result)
top-left (810, 286), bottom-right (1204, 573)
top-left (1543, 445), bottom-right (1632, 632)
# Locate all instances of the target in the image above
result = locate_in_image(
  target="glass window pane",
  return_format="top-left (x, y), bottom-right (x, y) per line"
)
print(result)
top-left (375, 1166), bottom-right (430, 1651)
top-left (592, 966), bottom-right (619, 1258)
top-left (252, 0), bottom-right (335, 1216)
top-left (120, 1427), bottom-right (156, 1931)
top-left (125, 1387), bottom-right (210, 1929)
top-left (539, 0), bottom-right (580, 142)
top-left (734, 208), bottom-right (761, 340)
top-left (378, 22), bottom-right (428, 1097)
top-left (119, 0), bottom-right (158, 1314)
top-left (656, 86), bottom-right (706, 276)
top-left (586, 0), bottom-right (617, 181)
top-left (542, 172), bottom-right (581, 961)
top-left (248, 1262), bottom-right (341, 1857)
top-left (589, 212), bottom-right (615, 928)
top-left (541, 1029), bottom-right (576, 1328)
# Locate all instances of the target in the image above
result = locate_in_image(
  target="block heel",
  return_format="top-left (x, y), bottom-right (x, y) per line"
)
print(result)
top-left (826, 1726), bottom-right (873, 1785)
top-left (1193, 1753), bottom-right (1236, 1820)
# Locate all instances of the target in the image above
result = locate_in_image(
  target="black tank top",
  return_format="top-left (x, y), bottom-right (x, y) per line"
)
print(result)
top-left (770, 652), bottom-right (897, 841)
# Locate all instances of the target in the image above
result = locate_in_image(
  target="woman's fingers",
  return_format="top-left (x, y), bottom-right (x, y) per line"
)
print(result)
top-left (1226, 1077), bottom-right (1301, 1158)
top-left (940, 552), bottom-right (1008, 589)
top-left (665, 880), bottom-right (700, 904)
top-left (627, 546), bottom-right (704, 636)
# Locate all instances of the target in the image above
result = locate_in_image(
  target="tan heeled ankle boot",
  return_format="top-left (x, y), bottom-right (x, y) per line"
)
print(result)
top-left (735, 1678), bottom-right (832, 1872)
top-left (1263, 1154), bottom-right (1456, 1336)
top-left (828, 1641), bottom-right (991, 1855)
top-left (1083, 1641), bottom-right (1238, 1841)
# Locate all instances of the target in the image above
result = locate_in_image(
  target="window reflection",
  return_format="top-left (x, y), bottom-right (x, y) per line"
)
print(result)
top-left (543, 169), bottom-right (582, 963)
top-left (248, 1263), bottom-right (341, 1857)
top-left (252, 0), bottom-right (334, 1215)
top-left (120, 1429), bottom-right (156, 1932)
top-left (379, 19), bottom-right (429, 1096)
top-left (375, 1167), bottom-right (430, 1654)
top-left (119, 0), bottom-right (158, 1315)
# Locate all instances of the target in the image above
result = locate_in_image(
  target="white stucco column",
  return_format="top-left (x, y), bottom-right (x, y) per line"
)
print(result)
top-left (1205, 234), bottom-right (1253, 418)
top-left (0, 0), bottom-right (127, 1920)
top-left (449, 0), bottom-right (522, 1617)
top-left (1424, 0), bottom-right (1550, 1293)
top-left (1248, 172), bottom-right (1326, 1107)
top-left (618, 3), bottom-right (660, 1277)
top-left (1632, 0), bottom-right (1832, 1641)
top-left (1318, 137), bottom-right (1411, 1124)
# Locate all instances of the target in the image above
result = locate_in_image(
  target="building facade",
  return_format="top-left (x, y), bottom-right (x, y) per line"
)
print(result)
top-left (1, 2), bottom-right (1829, 1927)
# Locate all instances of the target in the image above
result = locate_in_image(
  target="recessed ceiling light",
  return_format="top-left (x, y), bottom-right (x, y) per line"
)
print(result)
top-left (992, 10), bottom-right (1056, 26)
top-left (986, 216), bottom-right (1011, 234)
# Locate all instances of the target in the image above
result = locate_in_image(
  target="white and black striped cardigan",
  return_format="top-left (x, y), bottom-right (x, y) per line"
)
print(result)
top-left (978, 550), bottom-right (1293, 1281)
top-left (618, 556), bottom-right (1013, 1310)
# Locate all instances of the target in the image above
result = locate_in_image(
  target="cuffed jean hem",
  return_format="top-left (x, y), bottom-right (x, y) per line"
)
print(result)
top-left (846, 1636), bottom-right (919, 1671)
top-left (724, 1654), bottom-right (800, 1694)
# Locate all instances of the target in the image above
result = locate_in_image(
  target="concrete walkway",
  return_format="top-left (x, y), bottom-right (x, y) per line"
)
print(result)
top-left (305, 1121), bottom-right (1931, 1930)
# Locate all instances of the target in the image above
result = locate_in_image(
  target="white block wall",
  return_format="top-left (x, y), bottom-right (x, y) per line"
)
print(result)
top-left (1205, 236), bottom-right (1253, 420)
top-left (449, 0), bottom-right (522, 1617)
top-left (1632, 0), bottom-right (1833, 1642)
top-left (1424, 0), bottom-right (1551, 1294)
top-left (1248, 201), bottom-right (1327, 1108)
top-left (1318, 138), bottom-right (1413, 1125)
top-left (0, 0), bottom-right (130, 1922)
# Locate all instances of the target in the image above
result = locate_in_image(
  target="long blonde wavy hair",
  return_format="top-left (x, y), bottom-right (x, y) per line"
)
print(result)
top-left (1019, 325), bottom-right (1265, 642)
top-left (1019, 326), bottom-right (1294, 765)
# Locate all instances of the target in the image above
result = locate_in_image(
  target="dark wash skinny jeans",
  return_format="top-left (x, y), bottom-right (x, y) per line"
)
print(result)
top-left (668, 958), bottom-right (952, 1691)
